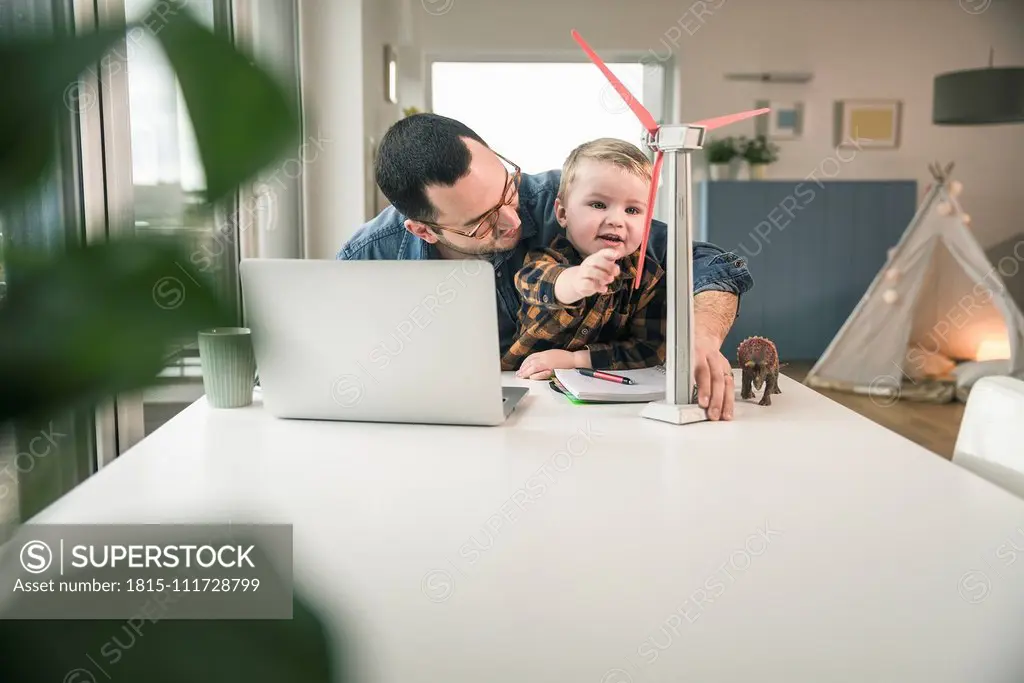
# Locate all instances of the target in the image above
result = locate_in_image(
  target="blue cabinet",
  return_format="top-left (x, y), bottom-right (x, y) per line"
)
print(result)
top-left (695, 180), bottom-right (918, 361)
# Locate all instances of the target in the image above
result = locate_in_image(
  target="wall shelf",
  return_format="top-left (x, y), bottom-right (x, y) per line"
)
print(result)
top-left (724, 72), bottom-right (814, 84)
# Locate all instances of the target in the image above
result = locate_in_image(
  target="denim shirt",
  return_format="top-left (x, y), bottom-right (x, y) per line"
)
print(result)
top-left (337, 169), bottom-right (754, 354)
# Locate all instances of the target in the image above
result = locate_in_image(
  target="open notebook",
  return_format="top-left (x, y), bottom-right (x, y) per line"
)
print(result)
top-left (552, 366), bottom-right (666, 403)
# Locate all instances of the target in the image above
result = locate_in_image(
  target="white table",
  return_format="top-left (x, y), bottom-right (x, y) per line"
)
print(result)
top-left (18, 371), bottom-right (1024, 682)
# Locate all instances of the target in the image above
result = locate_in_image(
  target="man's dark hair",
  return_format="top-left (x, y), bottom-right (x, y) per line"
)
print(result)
top-left (374, 113), bottom-right (488, 222)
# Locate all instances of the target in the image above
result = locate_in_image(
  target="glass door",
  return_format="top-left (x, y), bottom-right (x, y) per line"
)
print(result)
top-left (70, 0), bottom-right (304, 461)
top-left (122, 0), bottom-right (234, 440)
top-left (0, 0), bottom-right (99, 542)
top-left (116, 0), bottom-right (305, 443)
top-left (74, 0), bottom-right (240, 458)
top-left (1, 0), bottom-right (297, 536)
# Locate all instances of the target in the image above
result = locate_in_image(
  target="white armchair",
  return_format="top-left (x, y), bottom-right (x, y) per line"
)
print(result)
top-left (952, 376), bottom-right (1024, 499)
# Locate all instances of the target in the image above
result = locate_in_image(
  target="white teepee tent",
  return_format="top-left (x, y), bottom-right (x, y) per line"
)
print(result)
top-left (805, 162), bottom-right (1024, 400)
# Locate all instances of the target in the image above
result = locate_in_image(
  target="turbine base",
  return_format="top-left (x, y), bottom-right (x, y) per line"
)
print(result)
top-left (640, 400), bottom-right (709, 425)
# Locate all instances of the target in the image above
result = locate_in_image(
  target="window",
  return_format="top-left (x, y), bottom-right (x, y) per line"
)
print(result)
top-left (0, 0), bottom-right (98, 543)
top-left (429, 59), bottom-right (670, 219)
top-left (120, 0), bottom-right (234, 438)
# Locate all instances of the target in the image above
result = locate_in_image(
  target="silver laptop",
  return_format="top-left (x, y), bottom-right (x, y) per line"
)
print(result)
top-left (238, 258), bottom-right (528, 426)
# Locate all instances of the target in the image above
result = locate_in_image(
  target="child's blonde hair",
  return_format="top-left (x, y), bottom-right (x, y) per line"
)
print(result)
top-left (557, 138), bottom-right (653, 199)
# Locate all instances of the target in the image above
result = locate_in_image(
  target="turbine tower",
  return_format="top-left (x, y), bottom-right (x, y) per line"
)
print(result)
top-left (572, 29), bottom-right (770, 424)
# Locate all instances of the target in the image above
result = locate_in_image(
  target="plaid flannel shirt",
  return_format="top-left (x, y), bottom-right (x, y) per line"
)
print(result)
top-left (500, 235), bottom-right (666, 372)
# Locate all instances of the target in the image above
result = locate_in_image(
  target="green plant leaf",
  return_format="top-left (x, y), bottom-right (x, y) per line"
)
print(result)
top-left (154, 7), bottom-right (300, 204)
top-left (0, 25), bottom-right (127, 201)
top-left (0, 235), bottom-right (233, 423)
top-left (0, 574), bottom-right (340, 683)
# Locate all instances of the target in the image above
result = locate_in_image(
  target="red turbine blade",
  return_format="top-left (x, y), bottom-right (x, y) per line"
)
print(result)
top-left (692, 107), bottom-right (770, 131)
top-left (571, 29), bottom-right (658, 135)
top-left (634, 150), bottom-right (664, 289)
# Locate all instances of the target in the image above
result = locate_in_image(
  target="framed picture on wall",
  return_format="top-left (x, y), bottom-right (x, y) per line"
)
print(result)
top-left (755, 100), bottom-right (803, 140)
top-left (834, 99), bottom-right (901, 148)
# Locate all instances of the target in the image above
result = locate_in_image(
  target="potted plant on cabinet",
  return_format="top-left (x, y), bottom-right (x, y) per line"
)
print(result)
top-left (704, 135), bottom-right (739, 180)
top-left (739, 134), bottom-right (779, 179)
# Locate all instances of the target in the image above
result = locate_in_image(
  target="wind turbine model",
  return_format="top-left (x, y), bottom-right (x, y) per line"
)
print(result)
top-left (571, 30), bottom-right (770, 425)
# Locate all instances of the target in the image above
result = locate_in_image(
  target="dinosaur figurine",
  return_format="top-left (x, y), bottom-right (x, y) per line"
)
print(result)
top-left (737, 336), bottom-right (782, 406)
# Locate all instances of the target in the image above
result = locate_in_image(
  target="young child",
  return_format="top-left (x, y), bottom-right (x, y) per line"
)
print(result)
top-left (501, 138), bottom-right (666, 380)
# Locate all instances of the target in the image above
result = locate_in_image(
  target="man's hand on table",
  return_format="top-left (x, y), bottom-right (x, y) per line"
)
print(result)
top-left (691, 290), bottom-right (740, 421)
top-left (693, 331), bottom-right (735, 421)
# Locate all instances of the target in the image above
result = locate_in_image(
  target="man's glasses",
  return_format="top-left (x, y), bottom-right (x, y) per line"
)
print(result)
top-left (420, 152), bottom-right (521, 240)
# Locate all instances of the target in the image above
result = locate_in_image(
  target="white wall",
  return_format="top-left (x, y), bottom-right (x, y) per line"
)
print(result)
top-left (412, 0), bottom-right (1024, 248)
top-left (298, 0), bottom-right (366, 259)
top-left (363, 0), bottom-right (409, 220)
top-left (299, 0), bottom-right (411, 258)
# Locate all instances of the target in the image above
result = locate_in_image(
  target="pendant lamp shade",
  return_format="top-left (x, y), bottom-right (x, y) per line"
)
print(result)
top-left (932, 66), bottom-right (1024, 125)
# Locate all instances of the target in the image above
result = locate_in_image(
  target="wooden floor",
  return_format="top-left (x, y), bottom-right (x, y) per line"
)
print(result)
top-left (783, 361), bottom-right (964, 460)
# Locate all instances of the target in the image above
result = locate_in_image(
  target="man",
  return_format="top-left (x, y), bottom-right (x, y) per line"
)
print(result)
top-left (337, 114), bottom-right (753, 421)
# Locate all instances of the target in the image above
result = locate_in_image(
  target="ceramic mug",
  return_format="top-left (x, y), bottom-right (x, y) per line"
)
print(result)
top-left (197, 327), bottom-right (258, 408)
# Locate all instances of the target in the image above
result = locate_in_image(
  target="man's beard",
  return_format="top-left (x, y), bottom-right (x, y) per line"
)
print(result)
top-left (433, 229), bottom-right (518, 257)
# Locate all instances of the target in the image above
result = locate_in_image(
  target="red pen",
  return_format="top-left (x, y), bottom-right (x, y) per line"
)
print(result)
top-left (577, 368), bottom-right (635, 385)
